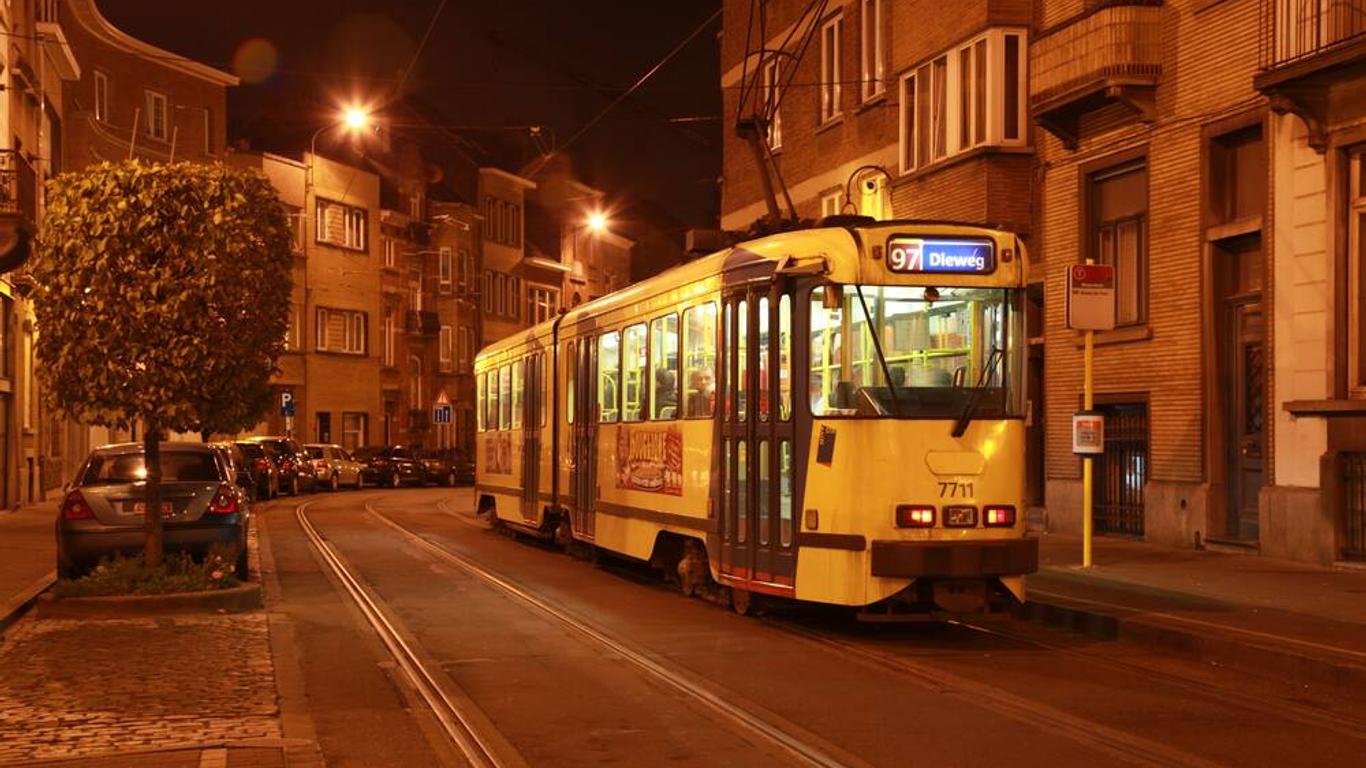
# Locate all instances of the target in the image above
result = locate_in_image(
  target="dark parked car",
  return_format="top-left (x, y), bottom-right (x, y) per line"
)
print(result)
top-left (242, 436), bottom-right (318, 496)
top-left (413, 447), bottom-right (472, 486)
top-left (210, 442), bottom-right (261, 501)
top-left (353, 446), bottom-right (426, 488)
top-left (56, 442), bottom-right (251, 579)
top-left (234, 441), bottom-right (279, 500)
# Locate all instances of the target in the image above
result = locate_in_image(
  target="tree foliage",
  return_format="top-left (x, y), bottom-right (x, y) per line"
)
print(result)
top-left (32, 161), bottom-right (294, 435)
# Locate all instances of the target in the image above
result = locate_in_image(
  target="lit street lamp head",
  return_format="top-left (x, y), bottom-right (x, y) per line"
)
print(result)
top-left (587, 212), bottom-right (608, 233)
top-left (343, 107), bottom-right (370, 131)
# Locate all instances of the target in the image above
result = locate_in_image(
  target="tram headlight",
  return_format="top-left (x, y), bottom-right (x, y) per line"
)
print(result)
top-left (984, 505), bottom-right (1017, 527)
top-left (895, 504), bottom-right (935, 528)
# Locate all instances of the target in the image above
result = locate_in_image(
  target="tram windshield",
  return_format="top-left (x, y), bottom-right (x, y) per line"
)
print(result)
top-left (809, 285), bottom-right (1024, 419)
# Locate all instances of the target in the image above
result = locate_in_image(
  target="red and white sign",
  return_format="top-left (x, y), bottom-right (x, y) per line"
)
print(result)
top-left (1066, 263), bottom-right (1116, 331)
top-left (1072, 412), bottom-right (1105, 455)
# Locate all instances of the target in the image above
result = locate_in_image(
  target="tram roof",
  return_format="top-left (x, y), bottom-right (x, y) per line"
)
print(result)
top-left (475, 220), bottom-right (1022, 364)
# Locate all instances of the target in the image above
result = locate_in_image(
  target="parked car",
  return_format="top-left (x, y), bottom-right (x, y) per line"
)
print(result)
top-left (56, 442), bottom-right (251, 579)
top-left (413, 447), bottom-right (471, 487)
top-left (210, 442), bottom-right (260, 501)
top-left (304, 443), bottom-right (366, 491)
top-left (234, 441), bottom-right (280, 500)
top-left (241, 436), bottom-right (318, 496)
top-left (353, 445), bottom-right (426, 488)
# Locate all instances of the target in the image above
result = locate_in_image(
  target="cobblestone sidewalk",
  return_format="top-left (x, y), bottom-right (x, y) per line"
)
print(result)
top-left (0, 614), bottom-right (281, 764)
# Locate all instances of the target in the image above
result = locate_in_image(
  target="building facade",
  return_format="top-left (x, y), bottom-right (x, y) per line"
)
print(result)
top-left (718, 0), bottom-right (1366, 565)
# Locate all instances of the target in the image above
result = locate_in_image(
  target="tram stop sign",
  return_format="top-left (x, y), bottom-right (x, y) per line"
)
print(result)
top-left (1067, 264), bottom-right (1116, 331)
top-left (432, 403), bottom-right (453, 425)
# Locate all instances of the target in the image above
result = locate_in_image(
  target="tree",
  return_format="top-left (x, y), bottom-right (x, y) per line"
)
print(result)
top-left (33, 161), bottom-right (294, 567)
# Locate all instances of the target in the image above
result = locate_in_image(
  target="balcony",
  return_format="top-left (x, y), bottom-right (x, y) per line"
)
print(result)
top-left (405, 310), bottom-right (440, 336)
top-left (1254, 1), bottom-right (1366, 152)
top-left (0, 151), bottom-right (37, 273)
top-left (1030, 1), bottom-right (1163, 149)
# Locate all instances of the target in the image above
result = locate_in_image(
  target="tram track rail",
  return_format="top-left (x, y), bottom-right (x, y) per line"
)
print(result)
top-left (363, 500), bottom-right (863, 768)
top-left (295, 499), bottom-right (518, 768)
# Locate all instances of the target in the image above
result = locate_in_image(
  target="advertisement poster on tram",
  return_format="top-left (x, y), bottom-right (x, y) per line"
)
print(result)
top-left (484, 432), bottom-right (513, 475)
top-left (616, 424), bottom-right (683, 495)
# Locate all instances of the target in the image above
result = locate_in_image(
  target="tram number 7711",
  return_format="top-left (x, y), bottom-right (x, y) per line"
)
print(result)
top-left (938, 481), bottom-right (974, 498)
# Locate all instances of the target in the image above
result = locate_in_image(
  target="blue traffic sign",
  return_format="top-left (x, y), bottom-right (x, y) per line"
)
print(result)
top-left (280, 390), bottom-right (296, 418)
top-left (432, 403), bottom-right (453, 424)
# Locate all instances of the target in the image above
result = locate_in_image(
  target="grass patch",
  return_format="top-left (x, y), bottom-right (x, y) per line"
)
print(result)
top-left (54, 546), bottom-right (241, 597)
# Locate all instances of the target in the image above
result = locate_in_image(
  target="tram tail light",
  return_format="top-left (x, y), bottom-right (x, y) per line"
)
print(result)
top-left (984, 505), bottom-right (1017, 527)
top-left (895, 505), bottom-right (935, 528)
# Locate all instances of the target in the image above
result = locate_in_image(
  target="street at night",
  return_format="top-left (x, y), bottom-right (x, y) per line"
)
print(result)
top-left (4, 0), bottom-right (1366, 766)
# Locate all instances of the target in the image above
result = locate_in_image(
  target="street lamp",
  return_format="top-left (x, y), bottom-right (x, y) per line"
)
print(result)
top-left (587, 211), bottom-right (608, 233)
top-left (309, 105), bottom-right (372, 168)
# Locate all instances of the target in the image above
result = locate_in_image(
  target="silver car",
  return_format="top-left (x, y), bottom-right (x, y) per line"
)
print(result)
top-left (55, 442), bottom-right (250, 579)
top-left (304, 443), bottom-right (365, 491)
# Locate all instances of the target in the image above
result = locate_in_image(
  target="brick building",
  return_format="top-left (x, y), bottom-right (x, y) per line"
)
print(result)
top-left (0, 0), bottom-right (79, 507)
top-left (718, 0), bottom-right (1366, 565)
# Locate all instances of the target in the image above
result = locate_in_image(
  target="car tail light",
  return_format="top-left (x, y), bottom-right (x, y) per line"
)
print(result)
top-left (895, 504), bottom-right (935, 528)
top-left (255, 458), bottom-right (270, 471)
top-left (61, 490), bottom-right (93, 520)
top-left (984, 505), bottom-right (1017, 527)
top-left (372, 458), bottom-right (389, 467)
top-left (207, 484), bottom-right (239, 515)
top-left (280, 458), bottom-right (294, 472)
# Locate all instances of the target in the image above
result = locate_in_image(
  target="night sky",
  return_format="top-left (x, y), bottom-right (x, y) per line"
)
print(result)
top-left (97, 0), bottom-right (723, 230)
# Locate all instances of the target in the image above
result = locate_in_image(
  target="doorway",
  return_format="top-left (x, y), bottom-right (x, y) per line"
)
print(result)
top-left (1215, 234), bottom-right (1264, 541)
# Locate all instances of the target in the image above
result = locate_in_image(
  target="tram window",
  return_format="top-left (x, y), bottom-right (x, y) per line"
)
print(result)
top-left (476, 372), bottom-right (485, 432)
top-left (650, 314), bottom-right (679, 420)
top-left (488, 369), bottom-right (500, 431)
top-left (758, 297), bottom-right (770, 422)
top-left (737, 299), bottom-right (749, 422)
top-left (683, 303), bottom-right (717, 418)
top-left (598, 332), bottom-right (621, 423)
top-left (758, 439), bottom-right (770, 545)
top-left (780, 440), bottom-right (793, 547)
top-left (499, 365), bottom-right (511, 430)
top-left (566, 342), bottom-right (575, 425)
top-left (541, 353), bottom-right (549, 427)
top-left (779, 295), bottom-right (792, 422)
top-left (721, 441), bottom-right (731, 530)
top-left (736, 441), bottom-right (748, 544)
top-left (511, 359), bottom-right (524, 430)
top-left (622, 323), bottom-right (647, 422)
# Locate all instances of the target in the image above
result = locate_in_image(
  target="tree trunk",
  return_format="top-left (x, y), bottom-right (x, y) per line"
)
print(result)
top-left (143, 425), bottom-right (164, 568)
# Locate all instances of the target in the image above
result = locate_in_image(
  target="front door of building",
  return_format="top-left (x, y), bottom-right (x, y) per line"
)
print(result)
top-left (1217, 234), bottom-right (1264, 541)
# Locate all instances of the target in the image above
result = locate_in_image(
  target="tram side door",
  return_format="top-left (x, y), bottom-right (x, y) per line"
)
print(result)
top-left (718, 286), bottom-right (797, 591)
top-left (570, 338), bottom-right (598, 540)
top-left (521, 354), bottom-right (540, 523)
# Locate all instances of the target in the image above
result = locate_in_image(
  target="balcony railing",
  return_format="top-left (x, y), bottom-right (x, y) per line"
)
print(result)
top-left (0, 150), bottom-right (37, 223)
top-left (1261, 0), bottom-right (1366, 70)
top-left (1032, 2), bottom-right (1163, 106)
top-left (405, 310), bottom-right (440, 336)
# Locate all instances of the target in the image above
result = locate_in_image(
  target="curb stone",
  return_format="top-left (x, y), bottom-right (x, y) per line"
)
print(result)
top-left (35, 582), bottom-right (263, 619)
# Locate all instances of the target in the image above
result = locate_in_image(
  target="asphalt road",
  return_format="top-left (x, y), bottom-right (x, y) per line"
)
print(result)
top-left (263, 488), bottom-right (1366, 767)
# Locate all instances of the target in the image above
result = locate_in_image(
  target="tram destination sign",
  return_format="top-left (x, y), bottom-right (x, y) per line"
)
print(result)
top-left (885, 236), bottom-right (996, 275)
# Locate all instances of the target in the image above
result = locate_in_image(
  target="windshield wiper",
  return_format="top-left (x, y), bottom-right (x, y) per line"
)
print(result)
top-left (853, 285), bottom-right (904, 417)
top-left (952, 346), bottom-right (1002, 438)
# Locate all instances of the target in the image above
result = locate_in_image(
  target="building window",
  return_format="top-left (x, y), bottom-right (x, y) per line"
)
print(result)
top-left (819, 14), bottom-right (843, 123)
top-left (761, 57), bottom-right (782, 150)
top-left (458, 248), bottom-right (473, 292)
top-left (439, 247), bottom-right (453, 291)
top-left (1351, 149), bottom-right (1366, 390)
top-left (898, 29), bottom-right (1028, 174)
top-left (316, 199), bottom-right (367, 251)
top-left (315, 412), bottom-right (332, 444)
top-left (411, 356), bottom-right (424, 409)
top-left (342, 412), bottom-right (367, 452)
top-left (860, 0), bottom-right (884, 102)
top-left (1089, 159), bottom-right (1148, 327)
top-left (382, 309), bottom-right (395, 366)
top-left (145, 90), bottom-right (168, 142)
top-left (316, 307), bottom-right (367, 354)
top-left (527, 285), bottom-right (558, 324)
top-left (382, 237), bottom-right (396, 268)
top-left (820, 190), bottom-right (843, 219)
top-left (283, 302), bottom-right (303, 352)
top-left (483, 271), bottom-right (494, 313)
top-left (94, 71), bottom-right (109, 123)
top-left (507, 276), bottom-right (521, 321)
top-left (459, 327), bottom-right (474, 369)
top-left (440, 325), bottom-right (454, 371)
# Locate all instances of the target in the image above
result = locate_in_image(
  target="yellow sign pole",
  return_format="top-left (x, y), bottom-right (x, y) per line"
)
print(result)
top-left (1082, 327), bottom-right (1094, 569)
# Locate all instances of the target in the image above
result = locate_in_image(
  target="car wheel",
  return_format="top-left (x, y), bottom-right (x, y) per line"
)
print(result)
top-left (290, 476), bottom-right (300, 496)
top-left (355, 474), bottom-right (364, 490)
top-left (389, 472), bottom-right (401, 488)
top-left (446, 471), bottom-right (456, 487)
top-left (235, 540), bottom-right (250, 581)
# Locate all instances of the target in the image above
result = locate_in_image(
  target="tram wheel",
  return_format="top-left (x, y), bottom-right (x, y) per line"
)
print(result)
top-left (730, 587), bottom-right (753, 616)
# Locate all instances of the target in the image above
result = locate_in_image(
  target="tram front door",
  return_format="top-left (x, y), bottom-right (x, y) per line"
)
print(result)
top-left (717, 284), bottom-right (796, 598)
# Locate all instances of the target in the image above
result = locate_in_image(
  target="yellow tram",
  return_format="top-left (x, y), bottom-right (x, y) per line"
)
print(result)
top-left (474, 220), bottom-right (1037, 614)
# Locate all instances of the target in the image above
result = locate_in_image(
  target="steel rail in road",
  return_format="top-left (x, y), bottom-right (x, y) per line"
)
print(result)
top-left (295, 499), bottom-right (515, 768)
top-left (363, 502), bottom-right (860, 768)
top-left (768, 620), bottom-right (1224, 768)
top-left (946, 617), bottom-right (1366, 743)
